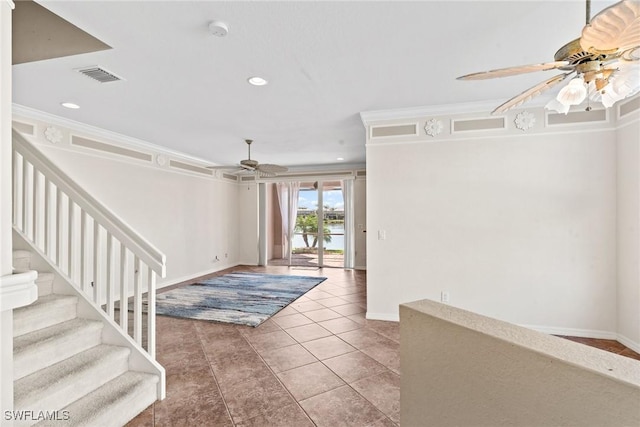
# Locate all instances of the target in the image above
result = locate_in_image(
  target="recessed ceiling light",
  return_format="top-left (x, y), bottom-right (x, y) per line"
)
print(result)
top-left (336, 157), bottom-right (344, 161)
top-left (247, 76), bottom-right (268, 86)
top-left (61, 102), bottom-right (80, 109)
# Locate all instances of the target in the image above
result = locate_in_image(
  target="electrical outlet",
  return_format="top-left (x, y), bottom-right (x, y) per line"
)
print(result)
top-left (441, 291), bottom-right (450, 303)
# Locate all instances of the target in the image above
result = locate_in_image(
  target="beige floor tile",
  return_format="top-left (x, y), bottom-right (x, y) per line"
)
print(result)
top-left (223, 374), bottom-right (296, 424)
top-left (318, 316), bottom-right (363, 334)
top-left (299, 385), bottom-right (386, 427)
top-left (285, 323), bottom-right (333, 343)
top-left (338, 328), bottom-right (393, 350)
top-left (301, 335), bottom-right (357, 360)
top-left (272, 313), bottom-right (314, 329)
top-left (331, 303), bottom-right (366, 316)
top-left (302, 308), bottom-right (343, 322)
top-left (291, 300), bottom-right (326, 312)
top-left (260, 344), bottom-right (317, 373)
top-left (323, 351), bottom-right (388, 383)
top-left (241, 403), bottom-right (315, 427)
top-left (351, 371), bottom-right (401, 424)
top-left (245, 329), bottom-right (297, 352)
top-left (277, 361), bottom-right (345, 400)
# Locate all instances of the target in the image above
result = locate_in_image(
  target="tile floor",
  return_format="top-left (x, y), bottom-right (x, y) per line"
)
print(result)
top-left (127, 265), bottom-right (639, 427)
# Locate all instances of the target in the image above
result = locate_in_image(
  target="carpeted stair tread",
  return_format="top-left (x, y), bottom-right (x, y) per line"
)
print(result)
top-left (13, 294), bottom-right (78, 337)
top-left (14, 319), bottom-right (104, 380)
top-left (36, 372), bottom-right (159, 427)
top-left (14, 344), bottom-right (130, 413)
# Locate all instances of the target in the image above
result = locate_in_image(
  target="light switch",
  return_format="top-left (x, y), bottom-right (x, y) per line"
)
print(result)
top-left (378, 230), bottom-right (386, 240)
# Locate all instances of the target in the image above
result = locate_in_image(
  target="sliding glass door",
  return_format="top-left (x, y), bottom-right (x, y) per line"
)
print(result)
top-left (270, 179), bottom-right (352, 268)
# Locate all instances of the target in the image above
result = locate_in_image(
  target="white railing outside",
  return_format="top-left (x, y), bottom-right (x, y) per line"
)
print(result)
top-left (11, 130), bottom-right (166, 358)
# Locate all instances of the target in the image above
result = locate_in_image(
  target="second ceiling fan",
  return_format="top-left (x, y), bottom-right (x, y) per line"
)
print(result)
top-left (457, 0), bottom-right (640, 115)
top-left (209, 139), bottom-right (288, 177)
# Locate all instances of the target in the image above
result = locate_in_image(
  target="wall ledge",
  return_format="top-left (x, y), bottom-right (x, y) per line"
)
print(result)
top-left (402, 299), bottom-right (640, 388)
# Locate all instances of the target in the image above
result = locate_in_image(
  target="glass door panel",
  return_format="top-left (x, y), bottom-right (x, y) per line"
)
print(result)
top-left (321, 182), bottom-right (344, 268)
top-left (291, 182), bottom-right (320, 266)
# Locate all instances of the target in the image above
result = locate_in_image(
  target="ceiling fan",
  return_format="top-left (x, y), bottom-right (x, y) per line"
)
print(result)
top-left (208, 139), bottom-right (289, 177)
top-left (457, 0), bottom-right (640, 115)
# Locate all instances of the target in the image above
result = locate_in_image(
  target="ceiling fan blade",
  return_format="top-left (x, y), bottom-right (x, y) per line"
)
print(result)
top-left (457, 61), bottom-right (570, 80)
top-left (580, 0), bottom-right (640, 53)
top-left (492, 72), bottom-right (573, 115)
top-left (257, 164), bottom-right (288, 173)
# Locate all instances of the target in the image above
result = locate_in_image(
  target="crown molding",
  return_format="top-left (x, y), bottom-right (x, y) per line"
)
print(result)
top-left (360, 96), bottom-right (559, 126)
top-left (12, 103), bottom-right (214, 166)
top-left (3, 0), bottom-right (15, 9)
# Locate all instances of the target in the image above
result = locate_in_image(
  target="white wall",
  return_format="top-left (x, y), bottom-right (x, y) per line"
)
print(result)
top-left (366, 112), bottom-right (619, 336)
top-left (27, 142), bottom-right (241, 287)
top-left (616, 119), bottom-right (640, 349)
top-left (354, 176), bottom-right (367, 269)
top-left (237, 182), bottom-right (259, 266)
top-left (1, 0), bottom-right (14, 417)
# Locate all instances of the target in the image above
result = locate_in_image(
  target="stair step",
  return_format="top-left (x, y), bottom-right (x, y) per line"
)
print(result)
top-left (35, 272), bottom-right (54, 297)
top-left (14, 345), bottom-right (131, 417)
top-left (14, 294), bottom-right (78, 337)
top-left (40, 372), bottom-right (159, 427)
top-left (14, 319), bottom-right (104, 380)
top-left (12, 250), bottom-right (32, 271)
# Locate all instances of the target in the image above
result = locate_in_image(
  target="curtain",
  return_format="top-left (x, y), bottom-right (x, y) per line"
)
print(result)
top-left (340, 179), bottom-right (355, 269)
top-left (276, 182), bottom-right (300, 262)
top-left (276, 182), bottom-right (289, 259)
top-left (288, 182), bottom-right (300, 264)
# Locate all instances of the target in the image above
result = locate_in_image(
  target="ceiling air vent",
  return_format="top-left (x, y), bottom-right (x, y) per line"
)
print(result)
top-left (76, 66), bottom-right (123, 83)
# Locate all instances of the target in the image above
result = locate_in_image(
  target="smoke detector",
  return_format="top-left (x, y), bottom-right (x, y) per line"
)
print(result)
top-left (209, 21), bottom-right (229, 37)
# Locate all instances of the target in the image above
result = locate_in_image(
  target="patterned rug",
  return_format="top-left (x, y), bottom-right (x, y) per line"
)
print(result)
top-left (155, 272), bottom-right (327, 327)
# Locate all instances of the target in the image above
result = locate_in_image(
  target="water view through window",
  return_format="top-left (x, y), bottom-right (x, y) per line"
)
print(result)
top-left (291, 182), bottom-right (344, 268)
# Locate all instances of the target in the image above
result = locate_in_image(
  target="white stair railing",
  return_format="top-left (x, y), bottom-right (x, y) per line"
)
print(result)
top-left (11, 129), bottom-right (166, 358)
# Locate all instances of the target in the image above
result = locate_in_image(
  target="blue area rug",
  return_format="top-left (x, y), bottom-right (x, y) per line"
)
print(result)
top-left (156, 272), bottom-right (327, 327)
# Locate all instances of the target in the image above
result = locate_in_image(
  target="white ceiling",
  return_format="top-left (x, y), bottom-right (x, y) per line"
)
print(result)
top-left (12, 1), bottom-right (617, 168)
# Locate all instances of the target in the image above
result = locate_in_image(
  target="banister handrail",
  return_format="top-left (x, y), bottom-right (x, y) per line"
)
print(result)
top-left (12, 130), bottom-right (166, 277)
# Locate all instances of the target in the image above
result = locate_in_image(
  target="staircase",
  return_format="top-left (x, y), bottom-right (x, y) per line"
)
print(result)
top-left (12, 250), bottom-right (159, 427)
top-left (8, 130), bottom-right (166, 426)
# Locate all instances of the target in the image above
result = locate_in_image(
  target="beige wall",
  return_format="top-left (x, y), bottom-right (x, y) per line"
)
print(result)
top-left (400, 300), bottom-right (640, 427)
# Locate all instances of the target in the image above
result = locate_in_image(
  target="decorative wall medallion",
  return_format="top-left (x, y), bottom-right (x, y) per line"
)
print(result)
top-left (424, 119), bottom-right (443, 137)
top-left (44, 126), bottom-right (63, 144)
top-left (156, 154), bottom-right (167, 166)
top-left (514, 111), bottom-right (536, 131)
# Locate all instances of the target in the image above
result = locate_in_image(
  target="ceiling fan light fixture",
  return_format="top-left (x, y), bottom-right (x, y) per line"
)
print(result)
top-left (556, 76), bottom-right (588, 106)
top-left (545, 98), bottom-right (571, 115)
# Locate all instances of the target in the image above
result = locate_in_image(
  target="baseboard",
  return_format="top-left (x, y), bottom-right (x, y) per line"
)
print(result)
top-left (157, 263), bottom-right (240, 289)
top-left (521, 324), bottom-right (618, 340)
top-left (617, 333), bottom-right (640, 354)
top-left (354, 265), bottom-right (367, 271)
top-left (366, 312), bottom-right (399, 322)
